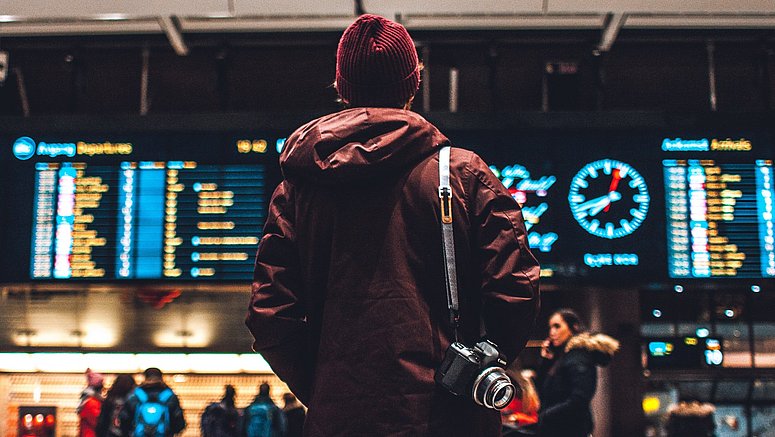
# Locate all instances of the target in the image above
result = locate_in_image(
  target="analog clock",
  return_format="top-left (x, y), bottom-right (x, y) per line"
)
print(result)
top-left (568, 159), bottom-right (650, 239)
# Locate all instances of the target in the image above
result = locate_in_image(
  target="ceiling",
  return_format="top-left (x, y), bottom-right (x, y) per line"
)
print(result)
top-left (2, 0), bottom-right (775, 54)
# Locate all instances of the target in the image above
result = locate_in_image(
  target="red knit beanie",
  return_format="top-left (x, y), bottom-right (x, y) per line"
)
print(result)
top-left (335, 14), bottom-right (420, 107)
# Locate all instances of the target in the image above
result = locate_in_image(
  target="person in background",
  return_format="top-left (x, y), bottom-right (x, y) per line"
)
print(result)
top-left (501, 368), bottom-right (540, 435)
top-left (119, 367), bottom-right (186, 437)
top-left (96, 374), bottom-right (136, 437)
top-left (664, 400), bottom-right (716, 437)
top-left (281, 393), bottom-right (305, 437)
top-left (245, 13), bottom-right (539, 436)
top-left (201, 385), bottom-right (241, 437)
top-left (78, 368), bottom-right (104, 437)
top-left (536, 309), bottom-right (619, 437)
top-left (243, 383), bottom-right (286, 437)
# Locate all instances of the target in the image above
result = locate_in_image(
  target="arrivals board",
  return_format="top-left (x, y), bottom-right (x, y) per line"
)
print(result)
top-left (664, 160), bottom-right (774, 278)
top-left (452, 128), bottom-right (774, 283)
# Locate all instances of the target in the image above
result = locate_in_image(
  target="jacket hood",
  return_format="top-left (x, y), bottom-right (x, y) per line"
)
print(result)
top-left (565, 332), bottom-right (620, 366)
top-left (280, 107), bottom-right (449, 184)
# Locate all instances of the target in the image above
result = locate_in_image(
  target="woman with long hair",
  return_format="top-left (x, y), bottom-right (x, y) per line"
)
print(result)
top-left (536, 309), bottom-right (619, 437)
top-left (95, 374), bottom-right (136, 437)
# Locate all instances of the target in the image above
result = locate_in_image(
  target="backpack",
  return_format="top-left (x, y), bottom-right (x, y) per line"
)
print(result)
top-left (244, 402), bottom-right (274, 437)
top-left (107, 398), bottom-right (126, 436)
top-left (133, 387), bottom-right (173, 437)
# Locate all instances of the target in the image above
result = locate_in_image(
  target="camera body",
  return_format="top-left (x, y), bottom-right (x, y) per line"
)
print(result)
top-left (435, 340), bottom-right (515, 410)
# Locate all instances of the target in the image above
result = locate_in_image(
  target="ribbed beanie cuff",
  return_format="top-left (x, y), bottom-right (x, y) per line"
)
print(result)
top-left (335, 14), bottom-right (420, 107)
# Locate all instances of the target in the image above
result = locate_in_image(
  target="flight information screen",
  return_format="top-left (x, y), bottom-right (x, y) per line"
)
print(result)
top-left (1, 117), bottom-right (773, 285)
top-left (30, 161), bottom-right (265, 280)
top-left (664, 159), bottom-right (774, 279)
top-left (454, 129), bottom-right (774, 283)
top-left (1, 131), bottom-right (282, 282)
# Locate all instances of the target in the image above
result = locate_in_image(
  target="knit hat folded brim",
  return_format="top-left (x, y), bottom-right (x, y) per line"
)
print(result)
top-left (335, 14), bottom-right (420, 107)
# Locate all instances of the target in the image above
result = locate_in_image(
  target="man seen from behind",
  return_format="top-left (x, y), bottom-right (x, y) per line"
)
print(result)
top-left (246, 13), bottom-right (540, 437)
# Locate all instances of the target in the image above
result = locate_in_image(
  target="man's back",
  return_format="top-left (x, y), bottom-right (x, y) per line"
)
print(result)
top-left (247, 107), bottom-right (539, 436)
top-left (247, 13), bottom-right (538, 437)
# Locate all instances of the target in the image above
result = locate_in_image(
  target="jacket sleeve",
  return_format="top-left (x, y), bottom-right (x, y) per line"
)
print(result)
top-left (245, 181), bottom-right (310, 403)
top-left (168, 393), bottom-right (186, 434)
top-left (539, 355), bottom-right (597, 424)
top-left (466, 153), bottom-right (540, 362)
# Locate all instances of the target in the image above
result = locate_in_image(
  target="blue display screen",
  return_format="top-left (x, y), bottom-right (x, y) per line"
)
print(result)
top-left (3, 132), bottom-right (280, 282)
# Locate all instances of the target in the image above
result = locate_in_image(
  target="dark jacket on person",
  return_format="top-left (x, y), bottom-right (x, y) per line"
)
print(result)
top-left (119, 381), bottom-right (186, 437)
top-left (201, 401), bottom-right (241, 437)
top-left (537, 333), bottom-right (619, 437)
top-left (282, 402), bottom-right (305, 437)
top-left (95, 396), bottom-right (128, 437)
top-left (246, 107), bottom-right (540, 436)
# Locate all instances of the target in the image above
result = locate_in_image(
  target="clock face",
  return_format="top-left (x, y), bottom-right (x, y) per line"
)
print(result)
top-left (568, 159), bottom-right (650, 239)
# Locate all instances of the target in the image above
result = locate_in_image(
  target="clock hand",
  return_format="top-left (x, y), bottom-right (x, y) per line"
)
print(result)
top-left (589, 191), bottom-right (622, 216)
top-left (603, 169), bottom-right (621, 212)
top-left (576, 194), bottom-right (612, 212)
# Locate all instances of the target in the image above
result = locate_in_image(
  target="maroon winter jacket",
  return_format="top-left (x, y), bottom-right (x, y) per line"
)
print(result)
top-left (246, 107), bottom-right (540, 436)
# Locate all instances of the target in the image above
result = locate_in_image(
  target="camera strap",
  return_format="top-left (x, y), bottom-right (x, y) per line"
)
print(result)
top-left (439, 146), bottom-right (487, 343)
top-left (438, 145), bottom-right (461, 342)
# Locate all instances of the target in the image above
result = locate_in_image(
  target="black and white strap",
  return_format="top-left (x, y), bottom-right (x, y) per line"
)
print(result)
top-left (438, 145), bottom-right (460, 341)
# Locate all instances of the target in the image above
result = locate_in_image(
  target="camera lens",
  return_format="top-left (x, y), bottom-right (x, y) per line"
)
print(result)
top-left (490, 380), bottom-right (515, 409)
top-left (472, 367), bottom-right (516, 410)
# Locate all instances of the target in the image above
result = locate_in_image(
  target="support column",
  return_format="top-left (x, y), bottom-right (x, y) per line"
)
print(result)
top-left (590, 288), bottom-right (644, 437)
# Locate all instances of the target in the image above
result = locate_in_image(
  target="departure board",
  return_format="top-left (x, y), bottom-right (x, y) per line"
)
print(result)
top-left (0, 129), bottom-right (282, 282)
top-left (30, 161), bottom-right (265, 280)
top-left (664, 159), bottom-right (775, 278)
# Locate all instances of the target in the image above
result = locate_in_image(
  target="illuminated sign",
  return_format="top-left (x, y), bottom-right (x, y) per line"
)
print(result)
top-left (568, 159), bottom-right (650, 239)
top-left (665, 159), bottom-right (775, 278)
top-left (30, 161), bottom-right (267, 281)
top-left (584, 253), bottom-right (639, 268)
top-left (237, 139), bottom-right (269, 154)
top-left (662, 137), bottom-right (752, 152)
top-left (490, 164), bottom-right (558, 253)
top-left (12, 136), bottom-right (132, 160)
top-left (662, 138), bottom-right (710, 152)
top-left (13, 136), bottom-right (36, 160)
top-left (646, 337), bottom-right (723, 369)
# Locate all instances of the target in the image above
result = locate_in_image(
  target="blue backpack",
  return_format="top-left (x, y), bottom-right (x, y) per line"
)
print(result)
top-left (244, 402), bottom-right (273, 437)
top-left (133, 387), bottom-right (173, 437)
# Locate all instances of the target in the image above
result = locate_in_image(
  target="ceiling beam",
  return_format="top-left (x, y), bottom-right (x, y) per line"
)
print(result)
top-left (158, 15), bottom-right (189, 56)
top-left (597, 12), bottom-right (626, 52)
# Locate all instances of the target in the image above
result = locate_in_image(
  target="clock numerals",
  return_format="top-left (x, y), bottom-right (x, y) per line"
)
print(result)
top-left (568, 159), bottom-right (650, 239)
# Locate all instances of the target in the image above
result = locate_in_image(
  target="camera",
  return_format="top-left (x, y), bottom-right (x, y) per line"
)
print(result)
top-left (434, 339), bottom-right (515, 410)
